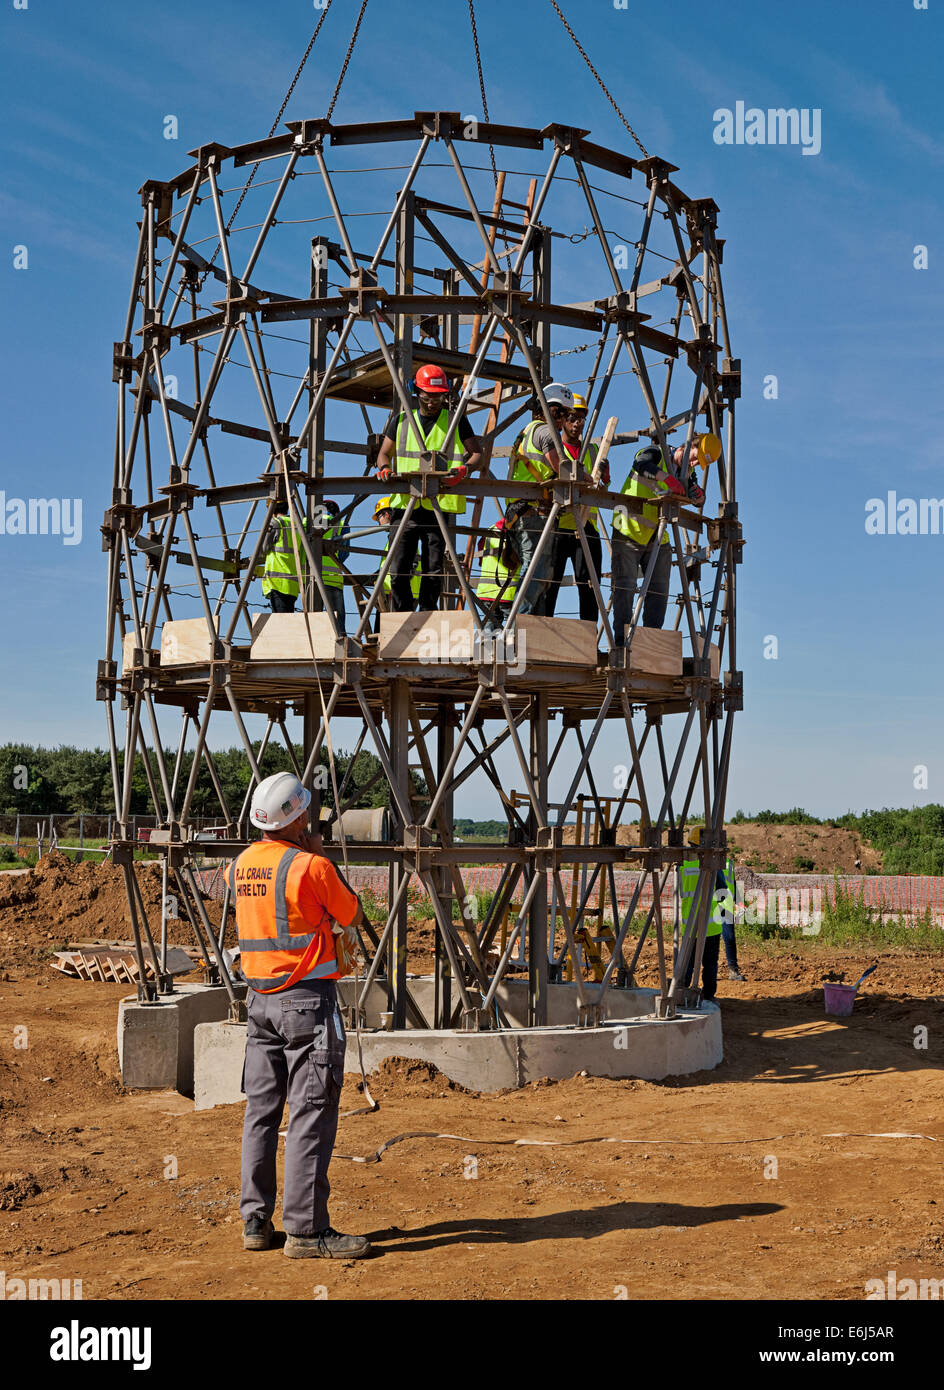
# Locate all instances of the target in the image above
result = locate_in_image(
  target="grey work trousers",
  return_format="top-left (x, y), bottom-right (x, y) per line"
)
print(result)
top-left (513, 508), bottom-right (555, 616)
top-left (240, 979), bottom-right (346, 1236)
top-left (611, 534), bottom-right (672, 640)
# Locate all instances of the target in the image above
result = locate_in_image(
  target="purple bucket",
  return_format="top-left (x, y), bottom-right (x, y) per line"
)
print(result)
top-left (824, 982), bottom-right (857, 1017)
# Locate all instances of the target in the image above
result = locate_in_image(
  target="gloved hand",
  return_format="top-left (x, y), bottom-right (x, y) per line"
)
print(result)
top-left (688, 484), bottom-right (705, 504)
top-left (599, 461), bottom-right (611, 487)
top-left (661, 474), bottom-right (686, 497)
top-left (377, 467), bottom-right (393, 481)
top-left (333, 921), bottom-right (358, 951)
top-left (444, 465), bottom-right (468, 486)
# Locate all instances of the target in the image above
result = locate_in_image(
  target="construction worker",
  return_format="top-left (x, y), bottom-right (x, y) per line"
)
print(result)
top-left (261, 500), bottom-right (348, 632)
top-left (261, 504), bottom-right (306, 614)
top-left (375, 364), bottom-right (482, 611)
top-left (678, 825), bottom-right (733, 1001)
top-left (720, 851), bottom-right (746, 981)
top-left (475, 517), bottom-right (520, 631)
top-left (611, 436), bottom-right (707, 639)
top-left (545, 392), bottom-right (608, 621)
top-left (318, 499), bottom-right (349, 635)
top-left (229, 771), bottom-right (370, 1260)
top-left (371, 495), bottom-right (420, 630)
top-left (506, 382), bottom-right (574, 616)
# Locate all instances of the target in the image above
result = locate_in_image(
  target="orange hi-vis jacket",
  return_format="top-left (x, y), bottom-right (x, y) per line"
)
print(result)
top-left (227, 839), bottom-right (359, 993)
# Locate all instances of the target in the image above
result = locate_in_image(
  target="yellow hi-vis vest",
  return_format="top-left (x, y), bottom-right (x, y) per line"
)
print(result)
top-left (476, 530), bottom-right (519, 602)
top-left (389, 408), bottom-right (467, 515)
top-left (679, 858), bottom-right (725, 938)
top-left (558, 441), bottom-right (599, 532)
top-left (509, 417), bottom-right (556, 507)
top-left (262, 515), bottom-right (307, 597)
top-left (614, 446), bottom-right (673, 547)
top-left (320, 519), bottom-right (346, 590)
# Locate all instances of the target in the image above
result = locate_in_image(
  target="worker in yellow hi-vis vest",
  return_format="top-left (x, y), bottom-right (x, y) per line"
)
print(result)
top-left (374, 365), bottom-right (482, 611)
top-left (611, 434), bottom-right (716, 640)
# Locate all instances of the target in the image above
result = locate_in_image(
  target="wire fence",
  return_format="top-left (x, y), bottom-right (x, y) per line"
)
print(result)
top-left (0, 813), bottom-right (229, 859)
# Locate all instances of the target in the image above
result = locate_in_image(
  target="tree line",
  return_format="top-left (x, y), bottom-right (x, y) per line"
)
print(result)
top-left (0, 743), bottom-right (417, 818)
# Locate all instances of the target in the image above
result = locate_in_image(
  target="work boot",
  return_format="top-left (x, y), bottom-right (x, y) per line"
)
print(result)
top-left (728, 968), bottom-right (746, 981)
top-left (284, 1227), bottom-right (371, 1260)
top-left (243, 1216), bottom-right (274, 1251)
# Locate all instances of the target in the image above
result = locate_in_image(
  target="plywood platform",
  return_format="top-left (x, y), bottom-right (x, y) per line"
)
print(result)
top-left (136, 612), bottom-right (722, 720)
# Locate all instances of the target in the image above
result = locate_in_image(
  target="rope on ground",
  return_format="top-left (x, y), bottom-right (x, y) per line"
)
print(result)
top-left (323, 1128), bottom-right (939, 1165)
top-left (547, 0), bottom-right (650, 159)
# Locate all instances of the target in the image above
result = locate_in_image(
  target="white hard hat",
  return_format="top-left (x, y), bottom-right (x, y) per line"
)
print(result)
top-left (543, 382), bottom-right (575, 409)
top-left (250, 771), bottom-right (311, 832)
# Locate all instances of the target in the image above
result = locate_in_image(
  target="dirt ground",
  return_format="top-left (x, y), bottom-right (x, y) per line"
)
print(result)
top-left (1, 924), bottom-right (942, 1301)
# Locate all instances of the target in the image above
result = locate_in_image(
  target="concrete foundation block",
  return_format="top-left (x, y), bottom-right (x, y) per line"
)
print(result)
top-left (193, 1020), bottom-right (247, 1110)
top-left (117, 983), bottom-right (235, 1096)
top-left (191, 1002), bottom-right (722, 1108)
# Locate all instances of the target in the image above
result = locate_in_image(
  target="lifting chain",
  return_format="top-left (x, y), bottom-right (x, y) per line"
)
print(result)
top-left (547, 0), bottom-right (650, 159)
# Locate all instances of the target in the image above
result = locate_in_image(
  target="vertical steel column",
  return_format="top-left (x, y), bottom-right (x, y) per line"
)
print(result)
top-left (530, 225), bottom-right (552, 380)
top-left (394, 191), bottom-right (416, 388)
top-left (389, 680), bottom-right (411, 1029)
top-left (435, 711), bottom-right (455, 1028)
top-left (529, 693), bottom-right (549, 1026)
top-left (304, 234), bottom-right (331, 826)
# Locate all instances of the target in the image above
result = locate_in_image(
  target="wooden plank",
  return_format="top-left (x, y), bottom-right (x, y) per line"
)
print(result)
top-left (160, 617), bottom-right (220, 666)
top-left (378, 611), bottom-right (476, 663)
top-left (628, 628), bottom-right (683, 677)
top-left (250, 612), bottom-right (339, 662)
top-left (121, 633), bottom-right (159, 676)
top-left (684, 640), bottom-right (721, 680)
top-left (516, 616), bottom-right (598, 667)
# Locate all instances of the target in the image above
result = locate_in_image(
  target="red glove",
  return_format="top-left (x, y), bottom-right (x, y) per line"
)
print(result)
top-left (444, 465), bottom-right (468, 486)
top-left (600, 463), bottom-right (611, 487)
top-left (689, 484), bottom-right (705, 505)
top-left (662, 474), bottom-right (686, 497)
top-left (377, 467), bottom-right (393, 481)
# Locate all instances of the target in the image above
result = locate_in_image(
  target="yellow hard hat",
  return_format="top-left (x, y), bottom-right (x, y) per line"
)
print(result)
top-left (571, 392), bottom-right (588, 413)
top-left (690, 825), bottom-right (703, 845)
top-left (695, 433), bottom-right (722, 466)
top-left (374, 495), bottom-right (392, 517)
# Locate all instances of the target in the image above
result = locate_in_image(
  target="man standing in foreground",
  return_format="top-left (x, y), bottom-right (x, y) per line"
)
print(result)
top-left (228, 771), bottom-right (371, 1259)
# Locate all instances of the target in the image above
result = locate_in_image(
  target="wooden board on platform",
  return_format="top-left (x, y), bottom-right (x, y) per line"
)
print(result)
top-left (379, 611), bottom-right (475, 662)
top-left (627, 628), bottom-right (683, 677)
top-left (160, 618), bottom-right (220, 666)
top-left (684, 639), bottom-right (721, 680)
top-left (378, 612), bottom-right (599, 667)
top-left (250, 612), bottom-right (339, 661)
top-left (121, 633), bottom-right (159, 676)
top-left (516, 615), bottom-right (598, 666)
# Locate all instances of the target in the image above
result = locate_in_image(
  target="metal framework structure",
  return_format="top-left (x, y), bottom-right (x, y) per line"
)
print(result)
top-left (100, 111), bottom-right (743, 1034)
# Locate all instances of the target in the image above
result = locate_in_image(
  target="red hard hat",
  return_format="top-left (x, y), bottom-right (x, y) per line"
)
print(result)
top-left (415, 364), bottom-right (450, 393)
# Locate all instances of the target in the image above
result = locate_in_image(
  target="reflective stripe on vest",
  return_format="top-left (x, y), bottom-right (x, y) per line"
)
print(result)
top-left (321, 521), bottom-right (345, 589)
top-left (509, 418), bottom-right (556, 506)
top-left (558, 441), bottom-right (599, 531)
top-left (262, 515), bottom-right (307, 597)
top-left (230, 843), bottom-right (338, 990)
top-left (679, 858), bottom-right (723, 937)
top-left (476, 534), bottom-right (519, 601)
top-left (614, 448), bottom-right (672, 547)
top-left (390, 408), bottom-right (467, 515)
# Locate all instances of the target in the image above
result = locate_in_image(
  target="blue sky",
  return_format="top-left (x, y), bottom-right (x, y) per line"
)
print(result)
top-left (2, 0), bottom-right (942, 819)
